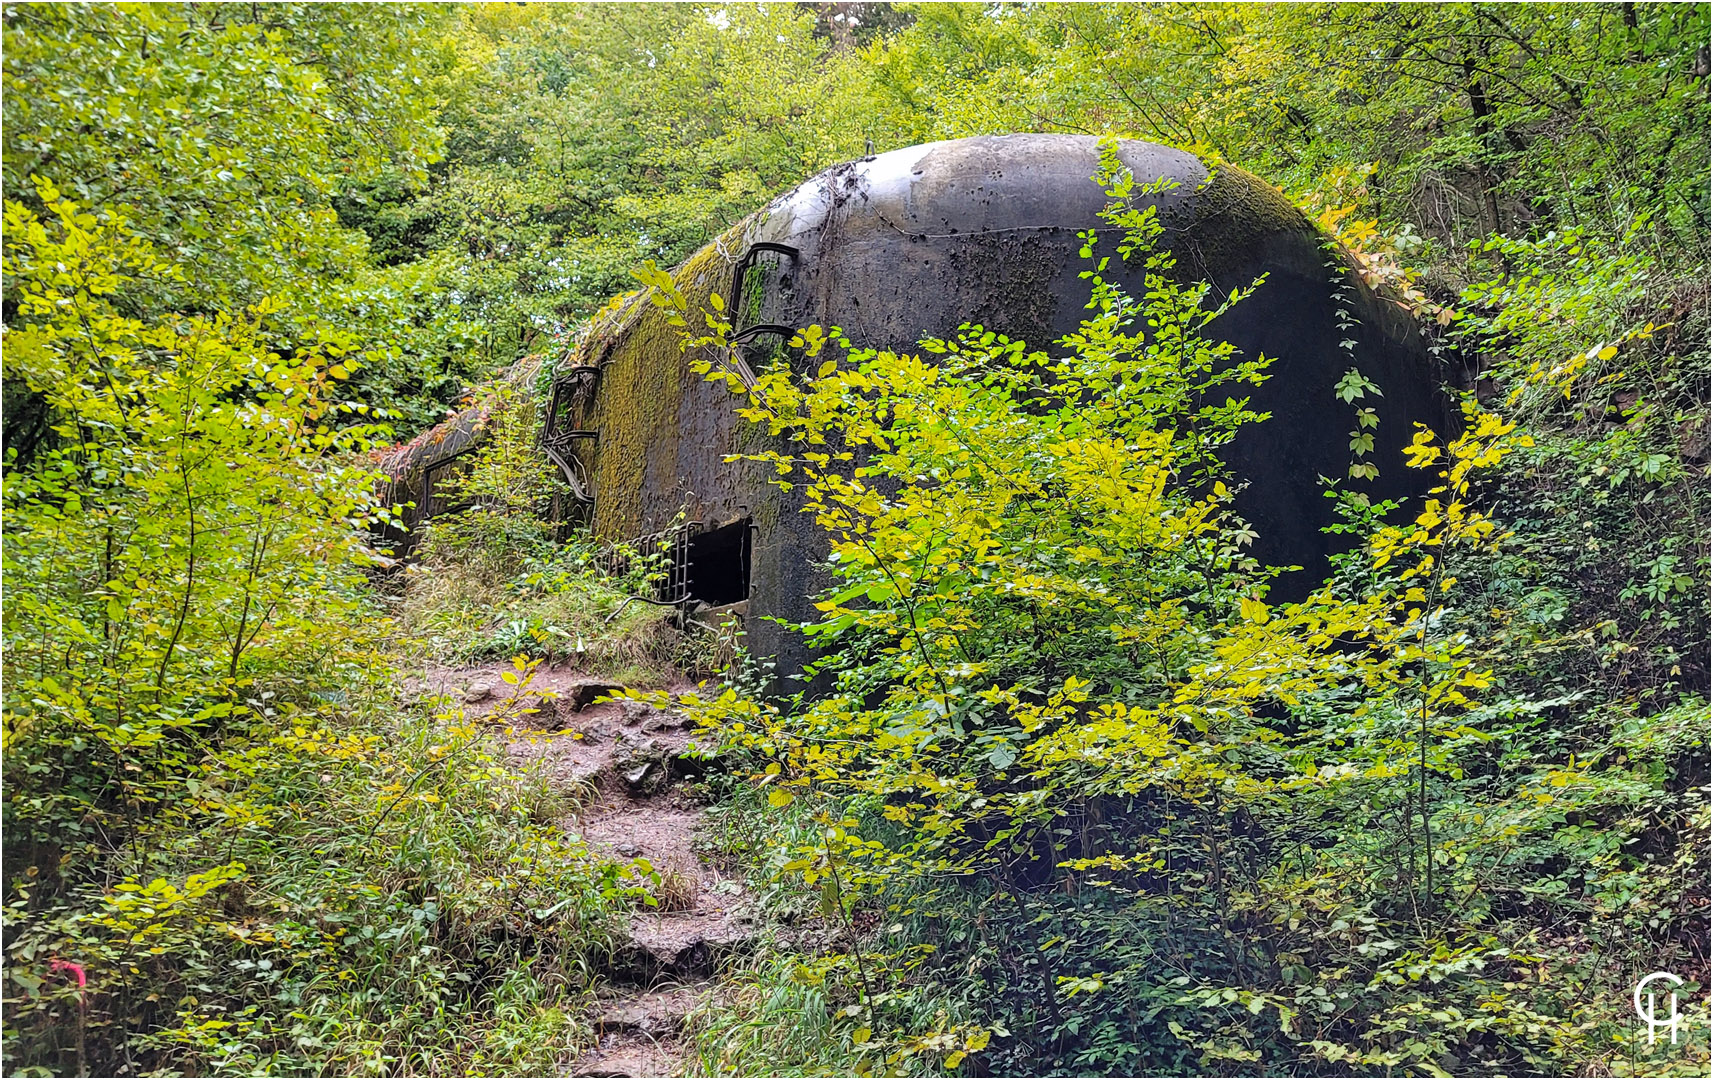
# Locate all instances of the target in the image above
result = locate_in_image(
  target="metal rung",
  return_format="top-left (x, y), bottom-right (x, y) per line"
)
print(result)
top-left (730, 324), bottom-right (797, 345)
top-left (729, 242), bottom-right (800, 344)
top-left (544, 445), bottom-right (593, 503)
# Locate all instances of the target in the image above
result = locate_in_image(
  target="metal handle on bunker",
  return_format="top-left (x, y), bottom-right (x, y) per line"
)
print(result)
top-left (727, 242), bottom-right (801, 344)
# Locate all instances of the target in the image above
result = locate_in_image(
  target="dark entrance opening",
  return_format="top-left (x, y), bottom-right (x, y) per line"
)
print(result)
top-left (685, 517), bottom-right (751, 607)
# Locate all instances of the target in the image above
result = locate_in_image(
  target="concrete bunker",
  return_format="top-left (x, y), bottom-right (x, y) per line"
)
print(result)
top-left (393, 135), bottom-right (1454, 672)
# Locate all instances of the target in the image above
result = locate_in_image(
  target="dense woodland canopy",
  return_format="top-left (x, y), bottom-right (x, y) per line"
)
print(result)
top-left (2, 3), bottom-right (1709, 1076)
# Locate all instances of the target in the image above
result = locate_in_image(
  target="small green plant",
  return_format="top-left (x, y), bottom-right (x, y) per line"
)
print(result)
top-left (652, 862), bottom-right (702, 914)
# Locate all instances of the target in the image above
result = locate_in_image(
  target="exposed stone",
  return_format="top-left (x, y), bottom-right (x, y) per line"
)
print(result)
top-left (1680, 418), bottom-right (1709, 464)
top-left (516, 691), bottom-right (560, 725)
top-left (612, 734), bottom-right (671, 796)
top-left (668, 747), bottom-right (712, 781)
top-left (611, 908), bottom-right (758, 981)
top-left (570, 1033), bottom-right (681, 1079)
top-left (463, 682), bottom-right (493, 704)
top-left (594, 985), bottom-right (704, 1037)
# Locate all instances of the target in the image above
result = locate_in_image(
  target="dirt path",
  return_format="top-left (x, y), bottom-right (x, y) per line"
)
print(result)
top-left (412, 660), bottom-right (751, 1077)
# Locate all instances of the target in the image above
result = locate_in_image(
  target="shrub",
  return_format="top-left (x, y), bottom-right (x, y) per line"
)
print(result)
top-left (0, 183), bottom-right (641, 1078)
top-left (640, 144), bottom-right (1709, 1077)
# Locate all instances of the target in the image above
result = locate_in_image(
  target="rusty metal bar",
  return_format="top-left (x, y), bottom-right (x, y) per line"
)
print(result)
top-left (597, 520), bottom-right (704, 606)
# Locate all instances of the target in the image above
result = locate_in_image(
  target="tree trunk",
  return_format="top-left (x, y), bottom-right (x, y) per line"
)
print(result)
top-left (1463, 62), bottom-right (1504, 238)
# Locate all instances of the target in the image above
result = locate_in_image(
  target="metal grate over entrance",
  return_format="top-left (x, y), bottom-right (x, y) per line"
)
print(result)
top-left (596, 516), bottom-right (754, 610)
top-left (597, 520), bottom-right (702, 605)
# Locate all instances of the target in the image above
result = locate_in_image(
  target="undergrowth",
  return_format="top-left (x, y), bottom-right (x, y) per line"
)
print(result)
top-left (0, 184), bottom-right (644, 1077)
top-left (384, 375), bottom-right (693, 683)
top-left (391, 511), bottom-right (679, 681)
top-left (6, 663), bottom-right (640, 1076)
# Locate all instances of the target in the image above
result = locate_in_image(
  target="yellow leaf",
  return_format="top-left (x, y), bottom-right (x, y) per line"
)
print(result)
top-left (768, 788), bottom-right (795, 808)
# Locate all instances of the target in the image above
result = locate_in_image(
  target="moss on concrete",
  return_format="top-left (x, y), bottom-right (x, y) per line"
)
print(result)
top-left (573, 221), bottom-right (756, 539)
top-left (1179, 163), bottom-right (1322, 285)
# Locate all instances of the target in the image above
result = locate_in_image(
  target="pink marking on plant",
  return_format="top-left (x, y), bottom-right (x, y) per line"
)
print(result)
top-left (49, 959), bottom-right (87, 1004)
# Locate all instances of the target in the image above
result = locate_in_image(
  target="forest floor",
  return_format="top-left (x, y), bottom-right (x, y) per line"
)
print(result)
top-left (409, 660), bottom-right (753, 1078)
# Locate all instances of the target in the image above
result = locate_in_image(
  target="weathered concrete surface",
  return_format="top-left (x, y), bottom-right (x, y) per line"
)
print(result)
top-left (564, 134), bottom-right (1452, 673)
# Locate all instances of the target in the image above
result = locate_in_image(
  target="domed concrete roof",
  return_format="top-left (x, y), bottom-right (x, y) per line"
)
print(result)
top-left (762, 134), bottom-right (1206, 242)
top-left (726, 133), bottom-right (1353, 359)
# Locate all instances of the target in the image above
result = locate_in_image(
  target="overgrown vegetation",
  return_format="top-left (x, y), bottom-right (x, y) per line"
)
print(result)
top-left (643, 142), bottom-right (1709, 1074)
top-left (0, 180), bottom-right (641, 1075)
top-left (4, 3), bottom-right (1708, 1077)
top-left (387, 368), bottom-right (678, 676)
top-left (0, 7), bottom-right (642, 1075)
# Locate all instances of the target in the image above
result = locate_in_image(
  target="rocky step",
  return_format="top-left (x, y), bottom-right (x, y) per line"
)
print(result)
top-left (608, 907), bottom-right (758, 983)
top-left (594, 983), bottom-right (707, 1037)
top-left (569, 1031), bottom-right (683, 1079)
top-left (459, 676), bottom-right (623, 712)
top-left (569, 984), bottom-right (709, 1077)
